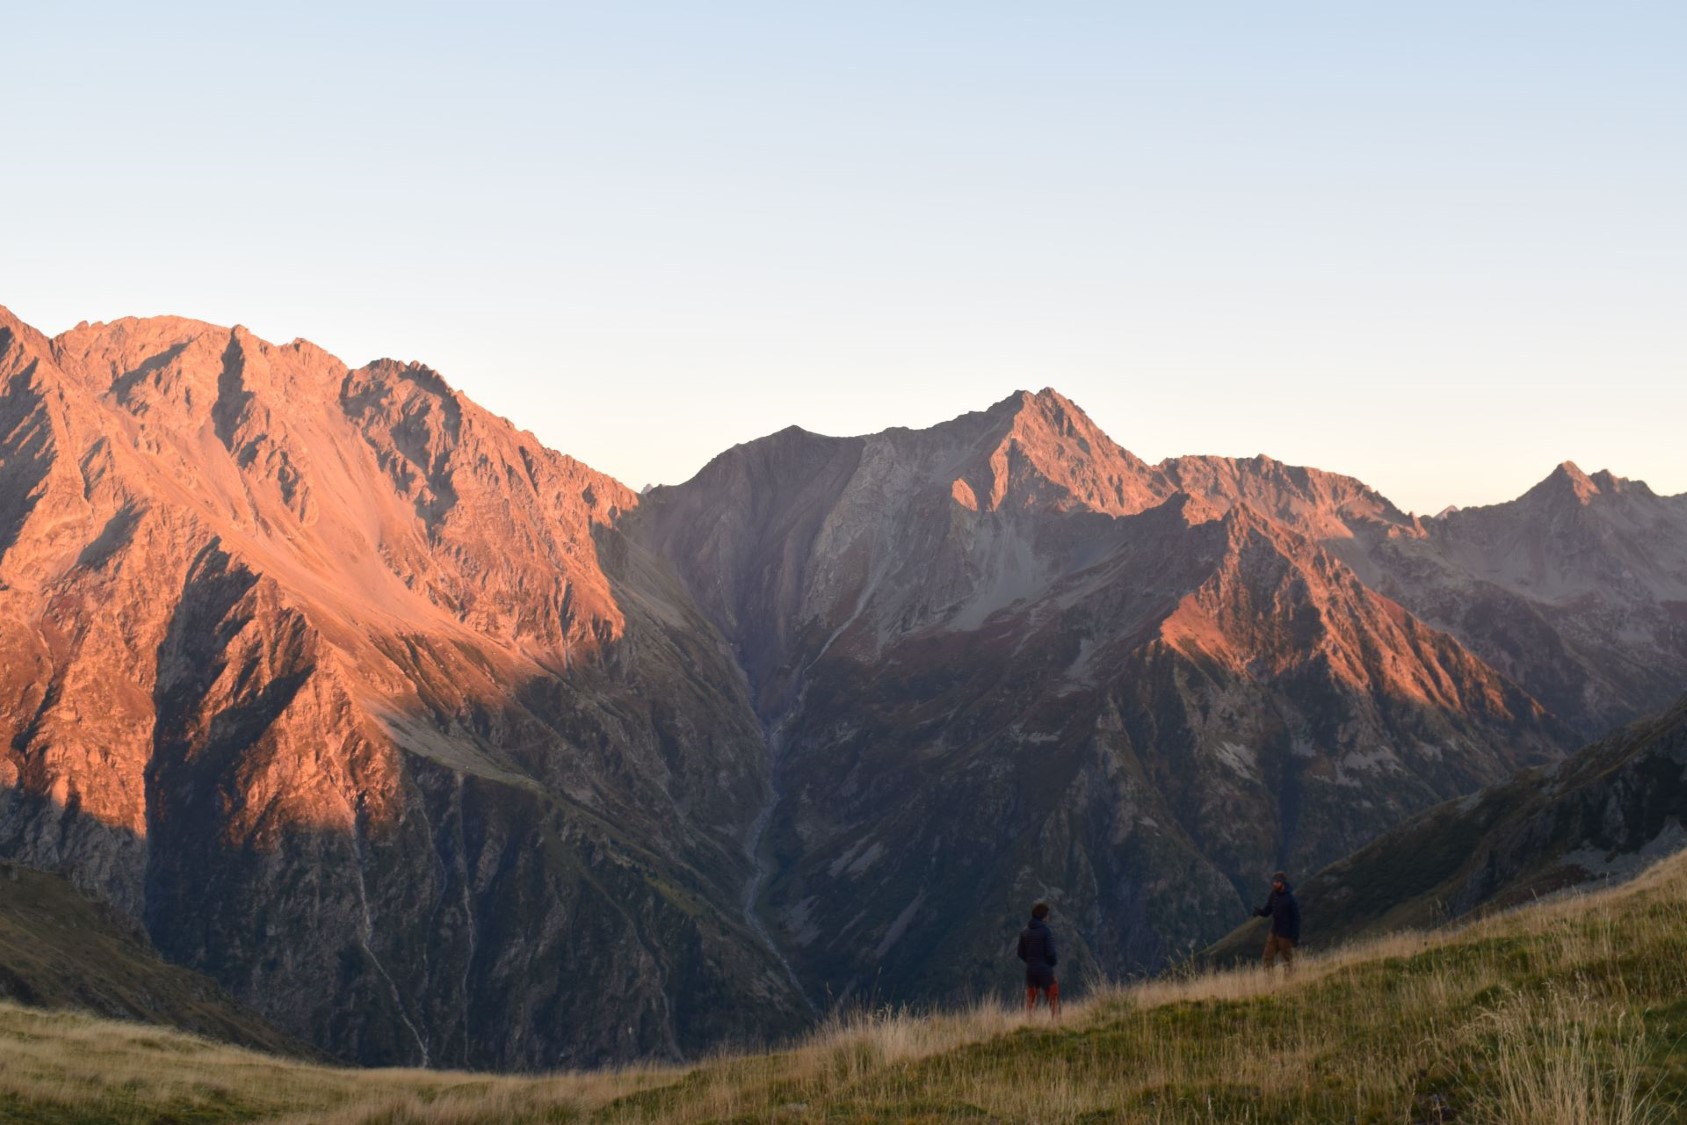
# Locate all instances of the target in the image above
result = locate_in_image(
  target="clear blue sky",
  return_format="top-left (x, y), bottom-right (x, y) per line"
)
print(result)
top-left (5, 3), bottom-right (1682, 513)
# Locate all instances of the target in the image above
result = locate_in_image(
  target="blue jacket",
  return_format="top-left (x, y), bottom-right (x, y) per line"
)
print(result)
top-left (1255, 883), bottom-right (1301, 942)
top-left (1017, 917), bottom-right (1058, 971)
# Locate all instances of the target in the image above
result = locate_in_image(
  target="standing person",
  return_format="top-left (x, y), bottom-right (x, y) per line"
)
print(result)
top-left (1017, 901), bottom-right (1060, 1019)
top-left (1254, 871), bottom-right (1301, 973)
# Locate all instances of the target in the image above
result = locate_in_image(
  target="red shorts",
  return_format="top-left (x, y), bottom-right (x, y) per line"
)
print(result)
top-left (1025, 979), bottom-right (1059, 1002)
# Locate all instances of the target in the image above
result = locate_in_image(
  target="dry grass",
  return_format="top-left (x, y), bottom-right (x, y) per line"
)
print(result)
top-left (0, 1004), bottom-right (675, 1123)
top-left (1467, 987), bottom-right (1655, 1125)
top-left (7, 854), bottom-right (1687, 1122)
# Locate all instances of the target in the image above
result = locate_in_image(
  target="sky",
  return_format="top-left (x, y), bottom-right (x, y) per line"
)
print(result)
top-left (4, 2), bottom-right (1683, 514)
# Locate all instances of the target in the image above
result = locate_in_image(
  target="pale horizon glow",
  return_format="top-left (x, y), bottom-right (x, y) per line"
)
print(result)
top-left (5, 3), bottom-right (1683, 515)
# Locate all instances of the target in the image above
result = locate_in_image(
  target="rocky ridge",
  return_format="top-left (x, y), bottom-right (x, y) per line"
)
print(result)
top-left (636, 390), bottom-right (1582, 1002)
top-left (1366, 463), bottom-right (1687, 736)
top-left (3, 306), bottom-right (1684, 1063)
top-left (0, 308), bottom-right (806, 1069)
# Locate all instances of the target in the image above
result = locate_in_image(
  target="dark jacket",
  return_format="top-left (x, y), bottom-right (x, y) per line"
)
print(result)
top-left (1017, 917), bottom-right (1058, 971)
top-left (1254, 883), bottom-right (1301, 942)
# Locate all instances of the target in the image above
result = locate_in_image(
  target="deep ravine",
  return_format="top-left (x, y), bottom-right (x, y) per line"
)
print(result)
top-left (743, 722), bottom-right (815, 1013)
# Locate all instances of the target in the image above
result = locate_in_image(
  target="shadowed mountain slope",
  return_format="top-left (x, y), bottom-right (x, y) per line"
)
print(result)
top-left (1206, 693), bottom-right (1687, 963)
top-left (0, 307), bottom-right (806, 1069)
top-left (0, 859), bottom-right (311, 1057)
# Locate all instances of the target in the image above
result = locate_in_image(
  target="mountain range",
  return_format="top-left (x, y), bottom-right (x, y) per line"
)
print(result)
top-left (2, 306), bottom-right (1683, 1068)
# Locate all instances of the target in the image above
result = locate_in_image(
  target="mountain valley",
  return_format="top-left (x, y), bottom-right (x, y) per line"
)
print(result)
top-left (2, 305), bottom-right (1684, 1067)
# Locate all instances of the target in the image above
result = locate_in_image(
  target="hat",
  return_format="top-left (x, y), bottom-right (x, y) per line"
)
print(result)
top-left (1272, 870), bottom-right (1287, 883)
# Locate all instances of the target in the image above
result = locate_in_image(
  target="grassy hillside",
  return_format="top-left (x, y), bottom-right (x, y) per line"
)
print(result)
top-left (0, 861), bottom-right (311, 1059)
top-left (7, 851), bottom-right (1687, 1122)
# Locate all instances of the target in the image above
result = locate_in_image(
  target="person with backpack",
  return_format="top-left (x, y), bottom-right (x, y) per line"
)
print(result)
top-left (1017, 901), bottom-right (1060, 1019)
top-left (1254, 870), bottom-right (1301, 972)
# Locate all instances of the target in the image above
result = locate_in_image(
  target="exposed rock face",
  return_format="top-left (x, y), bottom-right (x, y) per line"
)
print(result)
top-left (1203, 693), bottom-right (1687, 962)
top-left (1154, 452), bottom-right (1687, 737)
top-left (636, 390), bottom-right (1570, 1002)
top-left (4, 305), bottom-right (1683, 1063)
top-left (1364, 464), bottom-right (1687, 737)
top-left (0, 308), bottom-right (807, 1068)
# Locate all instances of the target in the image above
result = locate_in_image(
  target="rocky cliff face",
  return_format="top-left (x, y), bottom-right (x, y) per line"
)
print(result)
top-left (0, 308), bottom-right (807, 1068)
top-left (636, 390), bottom-right (1574, 1003)
top-left (1364, 464), bottom-right (1687, 737)
top-left (1147, 452), bottom-right (1687, 738)
top-left (5, 306), bottom-right (1683, 1064)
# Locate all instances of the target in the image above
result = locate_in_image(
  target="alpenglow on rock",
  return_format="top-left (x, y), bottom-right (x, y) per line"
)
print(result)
top-left (3, 306), bottom-right (1683, 1065)
top-left (0, 308), bottom-right (807, 1069)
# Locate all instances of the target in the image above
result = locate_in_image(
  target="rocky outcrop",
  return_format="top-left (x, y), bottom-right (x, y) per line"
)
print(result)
top-left (0, 308), bottom-right (806, 1068)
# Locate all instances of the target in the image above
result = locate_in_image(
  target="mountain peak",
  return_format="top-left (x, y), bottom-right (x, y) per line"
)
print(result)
top-left (984, 386), bottom-right (1104, 446)
top-left (0, 304), bottom-right (56, 364)
top-left (1524, 461), bottom-right (1649, 506)
top-left (982, 385), bottom-right (1081, 416)
top-left (360, 357), bottom-right (458, 399)
top-left (955, 387), bottom-right (1166, 516)
top-left (1588, 468), bottom-right (1652, 497)
top-left (1556, 459), bottom-right (1596, 488)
